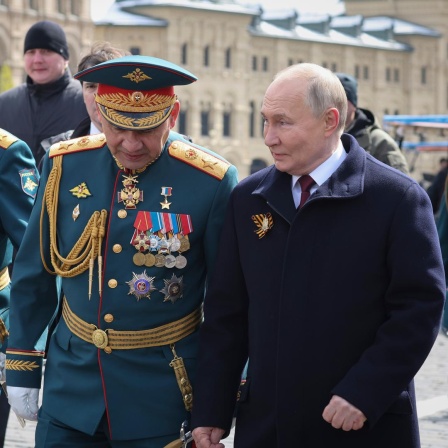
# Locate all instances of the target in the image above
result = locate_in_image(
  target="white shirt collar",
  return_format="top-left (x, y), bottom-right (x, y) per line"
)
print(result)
top-left (291, 140), bottom-right (347, 191)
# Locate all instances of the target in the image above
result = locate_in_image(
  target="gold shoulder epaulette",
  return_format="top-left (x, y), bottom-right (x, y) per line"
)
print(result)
top-left (0, 129), bottom-right (18, 150)
top-left (49, 133), bottom-right (107, 158)
top-left (168, 140), bottom-right (230, 180)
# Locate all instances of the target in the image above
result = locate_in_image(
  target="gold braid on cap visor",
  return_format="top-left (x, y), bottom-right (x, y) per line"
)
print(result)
top-left (96, 92), bottom-right (177, 130)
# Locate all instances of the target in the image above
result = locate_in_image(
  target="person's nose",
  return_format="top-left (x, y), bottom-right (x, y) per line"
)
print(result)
top-left (32, 51), bottom-right (45, 63)
top-left (122, 132), bottom-right (144, 152)
top-left (264, 123), bottom-right (279, 148)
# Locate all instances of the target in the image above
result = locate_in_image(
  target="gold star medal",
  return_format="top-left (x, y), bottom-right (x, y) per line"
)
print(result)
top-left (252, 213), bottom-right (273, 239)
top-left (160, 186), bottom-right (172, 209)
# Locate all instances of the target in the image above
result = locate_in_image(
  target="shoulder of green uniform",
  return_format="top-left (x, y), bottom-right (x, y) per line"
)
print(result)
top-left (49, 133), bottom-right (107, 158)
top-left (168, 138), bottom-right (231, 180)
top-left (0, 129), bottom-right (18, 150)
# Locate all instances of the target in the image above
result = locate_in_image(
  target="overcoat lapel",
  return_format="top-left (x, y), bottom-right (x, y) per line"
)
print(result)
top-left (252, 167), bottom-right (297, 224)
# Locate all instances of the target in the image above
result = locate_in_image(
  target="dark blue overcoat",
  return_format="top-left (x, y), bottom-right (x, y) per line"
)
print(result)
top-left (191, 134), bottom-right (445, 448)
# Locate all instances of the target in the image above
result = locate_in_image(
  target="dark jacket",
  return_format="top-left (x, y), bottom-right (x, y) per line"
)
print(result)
top-left (191, 134), bottom-right (444, 448)
top-left (0, 70), bottom-right (87, 166)
top-left (347, 108), bottom-right (410, 175)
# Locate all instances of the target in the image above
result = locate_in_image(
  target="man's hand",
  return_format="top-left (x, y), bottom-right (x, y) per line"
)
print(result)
top-left (7, 386), bottom-right (39, 421)
top-left (322, 395), bottom-right (367, 431)
top-left (0, 352), bottom-right (5, 383)
top-left (192, 426), bottom-right (225, 448)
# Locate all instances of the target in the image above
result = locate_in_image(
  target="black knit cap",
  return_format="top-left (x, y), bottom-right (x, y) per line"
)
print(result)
top-left (24, 21), bottom-right (69, 60)
top-left (335, 73), bottom-right (358, 107)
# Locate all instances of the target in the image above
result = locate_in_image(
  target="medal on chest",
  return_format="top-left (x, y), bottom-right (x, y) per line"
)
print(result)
top-left (118, 173), bottom-right (143, 209)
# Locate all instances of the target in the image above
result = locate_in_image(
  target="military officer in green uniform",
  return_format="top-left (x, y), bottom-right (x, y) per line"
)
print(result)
top-left (0, 128), bottom-right (39, 350)
top-left (0, 129), bottom-right (38, 443)
top-left (6, 55), bottom-right (238, 447)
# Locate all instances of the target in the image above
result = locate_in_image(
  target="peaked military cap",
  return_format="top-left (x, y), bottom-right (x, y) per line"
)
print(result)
top-left (74, 55), bottom-right (197, 131)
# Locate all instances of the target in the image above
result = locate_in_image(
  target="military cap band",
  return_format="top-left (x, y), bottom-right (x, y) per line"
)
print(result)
top-left (95, 85), bottom-right (176, 113)
top-left (97, 103), bottom-right (175, 130)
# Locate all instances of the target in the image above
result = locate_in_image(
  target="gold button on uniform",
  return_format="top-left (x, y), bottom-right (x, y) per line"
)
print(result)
top-left (118, 209), bottom-right (127, 218)
top-left (112, 244), bottom-right (122, 253)
top-left (104, 347), bottom-right (112, 354)
top-left (108, 279), bottom-right (118, 288)
top-left (104, 314), bottom-right (114, 323)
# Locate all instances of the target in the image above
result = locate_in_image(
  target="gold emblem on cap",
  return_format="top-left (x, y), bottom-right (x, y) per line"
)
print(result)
top-left (123, 68), bottom-right (151, 84)
top-left (97, 93), bottom-right (175, 112)
top-left (131, 92), bottom-right (143, 104)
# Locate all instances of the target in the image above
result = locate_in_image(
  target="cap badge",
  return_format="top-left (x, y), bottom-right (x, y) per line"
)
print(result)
top-left (123, 68), bottom-right (151, 84)
top-left (131, 91), bottom-right (143, 104)
top-left (252, 213), bottom-right (274, 239)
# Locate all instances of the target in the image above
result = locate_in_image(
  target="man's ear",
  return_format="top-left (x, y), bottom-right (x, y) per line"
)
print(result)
top-left (169, 101), bottom-right (181, 129)
top-left (324, 107), bottom-right (340, 136)
top-left (95, 102), bottom-right (103, 124)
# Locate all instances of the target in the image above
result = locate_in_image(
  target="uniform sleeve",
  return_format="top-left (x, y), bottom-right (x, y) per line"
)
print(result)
top-left (6, 155), bottom-right (59, 389)
top-left (0, 139), bottom-right (39, 352)
top-left (0, 140), bottom-right (39, 249)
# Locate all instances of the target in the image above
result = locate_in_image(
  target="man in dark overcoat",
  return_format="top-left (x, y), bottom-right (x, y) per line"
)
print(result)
top-left (191, 63), bottom-right (445, 448)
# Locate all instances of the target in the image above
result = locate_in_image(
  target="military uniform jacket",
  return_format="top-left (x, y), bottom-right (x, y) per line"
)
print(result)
top-left (6, 131), bottom-right (238, 440)
top-left (0, 130), bottom-right (38, 349)
top-left (191, 134), bottom-right (445, 448)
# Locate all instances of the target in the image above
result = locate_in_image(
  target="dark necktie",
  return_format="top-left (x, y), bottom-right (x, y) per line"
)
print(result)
top-left (298, 175), bottom-right (315, 209)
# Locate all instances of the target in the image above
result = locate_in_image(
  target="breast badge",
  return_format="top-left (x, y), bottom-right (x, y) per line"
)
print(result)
top-left (127, 271), bottom-right (156, 301)
top-left (69, 182), bottom-right (92, 199)
top-left (118, 173), bottom-right (143, 209)
top-left (252, 213), bottom-right (273, 239)
top-left (160, 273), bottom-right (184, 303)
top-left (72, 204), bottom-right (80, 221)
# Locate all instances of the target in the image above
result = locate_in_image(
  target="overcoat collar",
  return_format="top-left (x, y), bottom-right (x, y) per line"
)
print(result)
top-left (252, 134), bottom-right (366, 224)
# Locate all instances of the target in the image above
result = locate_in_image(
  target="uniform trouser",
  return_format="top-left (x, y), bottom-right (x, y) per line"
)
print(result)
top-left (35, 407), bottom-right (179, 448)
